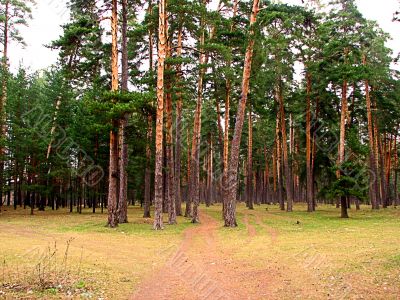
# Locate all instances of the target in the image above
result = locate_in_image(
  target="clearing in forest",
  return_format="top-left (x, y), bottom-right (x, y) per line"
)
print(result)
top-left (0, 204), bottom-right (399, 299)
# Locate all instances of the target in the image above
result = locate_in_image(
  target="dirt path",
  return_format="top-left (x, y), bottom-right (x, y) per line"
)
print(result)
top-left (130, 212), bottom-right (252, 300)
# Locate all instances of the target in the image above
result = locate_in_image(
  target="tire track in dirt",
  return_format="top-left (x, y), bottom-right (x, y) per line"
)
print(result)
top-left (243, 213), bottom-right (257, 238)
top-left (254, 214), bottom-right (278, 245)
top-left (242, 209), bottom-right (279, 244)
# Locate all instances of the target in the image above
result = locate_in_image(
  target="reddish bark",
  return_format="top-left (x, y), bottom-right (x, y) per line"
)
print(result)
top-left (153, 0), bottom-right (167, 230)
top-left (338, 79), bottom-right (349, 218)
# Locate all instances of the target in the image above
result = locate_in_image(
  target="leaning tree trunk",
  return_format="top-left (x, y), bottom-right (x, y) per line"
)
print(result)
top-left (225, 0), bottom-right (260, 227)
top-left (118, 0), bottom-right (129, 224)
top-left (153, 0), bottom-right (167, 230)
top-left (107, 0), bottom-right (119, 228)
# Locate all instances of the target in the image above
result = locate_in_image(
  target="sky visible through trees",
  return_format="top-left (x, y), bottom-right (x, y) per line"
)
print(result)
top-left (8, 0), bottom-right (400, 72)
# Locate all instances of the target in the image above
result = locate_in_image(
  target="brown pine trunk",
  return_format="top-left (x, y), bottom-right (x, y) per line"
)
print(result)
top-left (209, 138), bottom-right (214, 205)
top-left (247, 101), bottom-right (254, 209)
top-left (174, 24), bottom-right (183, 217)
top-left (164, 15), bottom-right (176, 224)
top-left (363, 54), bottom-right (379, 209)
top-left (185, 128), bottom-right (192, 217)
top-left (153, 0), bottom-right (167, 230)
top-left (107, 0), bottom-right (119, 228)
top-left (306, 72), bottom-right (313, 212)
top-left (277, 81), bottom-right (293, 212)
top-left (311, 96), bottom-right (319, 210)
top-left (165, 35), bottom-right (176, 224)
top-left (190, 3), bottom-right (207, 223)
top-left (118, 0), bottom-right (129, 224)
top-left (144, 0), bottom-right (154, 219)
top-left (272, 145), bottom-right (277, 204)
top-left (372, 95), bottom-right (382, 206)
top-left (144, 115), bottom-right (153, 218)
top-left (338, 80), bottom-right (348, 218)
top-left (222, 0), bottom-right (238, 219)
top-left (264, 147), bottom-right (270, 204)
top-left (386, 134), bottom-right (392, 205)
top-left (276, 109), bottom-right (284, 210)
top-left (0, 0), bottom-right (9, 207)
top-left (225, 0), bottom-right (260, 227)
top-left (394, 133), bottom-right (398, 207)
top-left (378, 134), bottom-right (387, 208)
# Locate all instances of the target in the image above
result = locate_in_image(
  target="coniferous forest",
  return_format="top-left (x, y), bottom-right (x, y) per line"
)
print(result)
top-left (0, 0), bottom-right (400, 299)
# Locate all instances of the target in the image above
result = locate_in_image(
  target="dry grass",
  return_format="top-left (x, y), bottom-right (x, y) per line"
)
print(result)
top-left (0, 203), bottom-right (399, 299)
top-left (205, 203), bottom-right (400, 299)
top-left (0, 206), bottom-right (191, 299)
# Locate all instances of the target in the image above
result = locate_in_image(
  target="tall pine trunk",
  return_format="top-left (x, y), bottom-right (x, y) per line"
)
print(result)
top-left (190, 5), bottom-right (206, 223)
top-left (277, 81), bottom-right (293, 212)
top-left (153, 0), bottom-right (167, 230)
top-left (222, 0), bottom-right (238, 219)
top-left (247, 101), bottom-right (254, 209)
top-left (107, 0), bottom-right (119, 228)
top-left (0, 0), bottom-right (9, 210)
top-left (338, 80), bottom-right (349, 218)
top-left (306, 72), bottom-right (313, 212)
top-left (174, 24), bottom-right (183, 216)
top-left (394, 132), bottom-right (398, 207)
top-left (276, 112), bottom-right (284, 210)
top-left (225, 0), bottom-right (260, 227)
top-left (185, 128), bottom-right (192, 217)
top-left (363, 54), bottom-right (379, 209)
top-left (165, 30), bottom-right (176, 224)
top-left (118, 0), bottom-right (129, 224)
top-left (144, 0), bottom-right (154, 219)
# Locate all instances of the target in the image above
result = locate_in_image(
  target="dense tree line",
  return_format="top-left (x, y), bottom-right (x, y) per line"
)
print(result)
top-left (0, 0), bottom-right (399, 228)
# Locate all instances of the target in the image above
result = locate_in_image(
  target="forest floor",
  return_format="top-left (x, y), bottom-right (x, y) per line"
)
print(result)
top-left (0, 204), bottom-right (399, 299)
